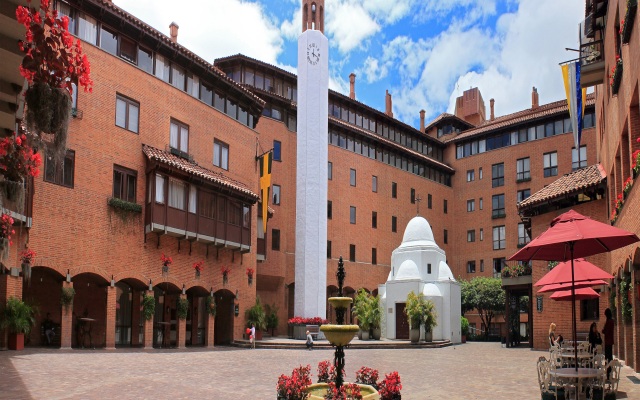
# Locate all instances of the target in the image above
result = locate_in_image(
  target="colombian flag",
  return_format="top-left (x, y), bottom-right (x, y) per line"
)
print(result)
top-left (259, 151), bottom-right (272, 234)
top-left (561, 61), bottom-right (587, 148)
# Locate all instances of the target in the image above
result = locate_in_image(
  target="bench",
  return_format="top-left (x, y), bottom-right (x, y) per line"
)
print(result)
top-left (306, 325), bottom-right (320, 340)
top-left (40, 323), bottom-right (61, 347)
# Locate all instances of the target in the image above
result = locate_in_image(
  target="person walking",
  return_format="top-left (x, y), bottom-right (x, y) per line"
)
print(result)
top-left (602, 308), bottom-right (614, 377)
top-left (250, 324), bottom-right (256, 349)
top-left (305, 330), bottom-right (313, 351)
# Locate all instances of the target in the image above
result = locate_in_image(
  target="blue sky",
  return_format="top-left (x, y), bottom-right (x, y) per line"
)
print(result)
top-left (114, 0), bottom-right (585, 128)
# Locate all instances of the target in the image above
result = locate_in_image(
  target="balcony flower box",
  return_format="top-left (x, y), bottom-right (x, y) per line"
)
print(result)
top-left (611, 60), bottom-right (623, 95)
top-left (622, 0), bottom-right (638, 44)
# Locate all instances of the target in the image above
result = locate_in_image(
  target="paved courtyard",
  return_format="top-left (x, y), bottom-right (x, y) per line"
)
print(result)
top-left (1, 342), bottom-right (639, 399)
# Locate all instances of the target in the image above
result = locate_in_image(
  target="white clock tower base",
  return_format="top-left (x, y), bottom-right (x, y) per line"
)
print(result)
top-left (294, 16), bottom-right (329, 318)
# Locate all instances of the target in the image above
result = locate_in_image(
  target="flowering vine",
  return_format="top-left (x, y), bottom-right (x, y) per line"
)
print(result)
top-left (0, 133), bottom-right (42, 182)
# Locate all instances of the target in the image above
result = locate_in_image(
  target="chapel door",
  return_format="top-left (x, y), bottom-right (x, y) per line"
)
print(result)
top-left (395, 303), bottom-right (409, 339)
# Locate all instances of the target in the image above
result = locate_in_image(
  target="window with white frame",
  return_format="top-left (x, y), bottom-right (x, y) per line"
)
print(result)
top-left (467, 199), bottom-right (475, 212)
top-left (467, 170), bottom-right (475, 182)
top-left (516, 157), bottom-right (530, 181)
top-left (518, 223), bottom-right (530, 246)
top-left (213, 140), bottom-right (229, 170)
top-left (170, 119), bottom-right (189, 157)
top-left (543, 152), bottom-right (558, 177)
top-left (168, 178), bottom-right (186, 210)
top-left (572, 146), bottom-right (587, 170)
top-left (493, 226), bottom-right (506, 250)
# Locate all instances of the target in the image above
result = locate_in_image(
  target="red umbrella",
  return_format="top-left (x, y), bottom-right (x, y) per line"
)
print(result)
top-left (537, 279), bottom-right (608, 293)
top-left (550, 287), bottom-right (600, 301)
top-left (509, 209), bottom-right (640, 370)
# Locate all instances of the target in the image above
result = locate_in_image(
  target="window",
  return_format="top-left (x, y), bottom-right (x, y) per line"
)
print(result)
top-left (411, 188), bottom-right (416, 204)
top-left (154, 174), bottom-right (165, 203)
top-left (467, 200), bottom-right (475, 212)
top-left (480, 228), bottom-right (484, 241)
top-left (349, 244), bottom-right (356, 262)
top-left (517, 189), bottom-right (531, 203)
top-left (518, 223), bottom-right (530, 247)
top-left (168, 178), bottom-right (186, 210)
top-left (327, 240), bottom-right (332, 259)
top-left (444, 229), bottom-right (448, 244)
top-left (427, 264), bottom-right (432, 274)
top-left (372, 211), bottom-right (377, 229)
top-left (170, 119), bottom-right (189, 157)
top-left (572, 146), bottom-right (587, 170)
top-left (198, 191), bottom-right (216, 219)
top-left (138, 47), bottom-right (153, 74)
top-left (492, 194), bottom-right (505, 218)
top-left (467, 170), bottom-right (475, 182)
top-left (327, 200), bottom-right (332, 219)
top-left (392, 216), bottom-right (397, 233)
top-left (543, 152), bottom-right (558, 177)
top-left (115, 95), bottom-right (139, 133)
top-left (273, 140), bottom-right (282, 161)
top-left (444, 199), bottom-right (448, 214)
top-left (112, 165), bottom-right (137, 203)
top-left (581, 296), bottom-right (600, 320)
top-left (492, 163), bottom-right (504, 187)
top-left (372, 176), bottom-right (377, 192)
top-left (493, 258), bottom-right (505, 276)
top-left (479, 167), bottom-right (483, 180)
top-left (479, 197), bottom-right (483, 210)
top-left (372, 248), bottom-right (377, 265)
top-left (350, 206), bottom-right (356, 224)
top-left (99, 25), bottom-right (118, 55)
top-left (328, 162), bottom-right (332, 180)
top-left (44, 150), bottom-right (75, 188)
top-left (480, 260), bottom-right (484, 272)
top-left (272, 185), bottom-right (281, 205)
top-left (350, 169), bottom-right (356, 186)
top-left (467, 261), bottom-right (476, 273)
top-left (467, 230), bottom-right (475, 242)
top-left (516, 158), bottom-right (530, 181)
top-left (428, 194), bottom-right (432, 209)
top-left (213, 140), bottom-right (229, 170)
top-left (392, 182), bottom-right (397, 198)
top-left (493, 226), bottom-right (506, 250)
top-left (272, 229), bottom-right (281, 251)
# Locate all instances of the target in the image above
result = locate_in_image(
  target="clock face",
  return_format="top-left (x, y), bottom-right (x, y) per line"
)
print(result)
top-left (306, 42), bottom-right (320, 65)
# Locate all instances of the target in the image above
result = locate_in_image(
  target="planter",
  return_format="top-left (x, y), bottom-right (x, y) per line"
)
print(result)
top-left (622, 0), bottom-right (638, 44)
top-left (306, 383), bottom-right (380, 400)
top-left (501, 275), bottom-right (533, 287)
top-left (612, 62), bottom-right (623, 95)
top-left (409, 328), bottom-right (420, 343)
top-left (372, 327), bottom-right (381, 340)
top-left (8, 333), bottom-right (25, 350)
top-left (195, 269), bottom-right (200, 279)
top-left (462, 335), bottom-right (467, 343)
top-left (223, 274), bottom-right (228, 285)
top-left (21, 262), bottom-right (31, 283)
top-left (25, 83), bottom-right (72, 156)
top-left (361, 329), bottom-right (370, 341)
top-left (320, 324), bottom-right (358, 346)
top-left (256, 330), bottom-right (263, 340)
top-left (424, 330), bottom-right (433, 343)
top-left (248, 275), bottom-right (253, 286)
top-left (358, 329), bottom-right (363, 340)
top-left (292, 325), bottom-right (307, 340)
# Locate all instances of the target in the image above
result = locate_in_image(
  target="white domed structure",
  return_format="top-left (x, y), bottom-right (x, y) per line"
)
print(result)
top-left (379, 216), bottom-right (461, 343)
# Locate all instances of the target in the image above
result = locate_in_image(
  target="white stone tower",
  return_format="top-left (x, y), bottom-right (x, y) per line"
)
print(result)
top-left (295, 0), bottom-right (329, 318)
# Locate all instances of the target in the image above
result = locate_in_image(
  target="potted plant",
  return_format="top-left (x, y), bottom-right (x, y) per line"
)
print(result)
top-left (461, 316), bottom-right (469, 343)
top-left (246, 268), bottom-right (254, 286)
top-left (245, 297), bottom-right (266, 340)
top-left (176, 298), bottom-right (189, 320)
top-left (161, 254), bottom-right (172, 275)
top-left (422, 299), bottom-right (438, 343)
top-left (266, 304), bottom-right (279, 336)
top-left (404, 291), bottom-right (422, 343)
top-left (352, 289), bottom-right (371, 340)
top-left (19, 248), bottom-right (36, 284)
top-left (1, 297), bottom-right (37, 350)
top-left (377, 371), bottom-right (402, 400)
top-left (0, 213), bottom-right (15, 260)
top-left (0, 134), bottom-right (41, 208)
top-left (60, 286), bottom-right (75, 312)
top-left (221, 266), bottom-right (231, 285)
top-left (193, 260), bottom-right (203, 279)
top-left (204, 295), bottom-right (216, 318)
top-left (370, 294), bottom-right (382, 340)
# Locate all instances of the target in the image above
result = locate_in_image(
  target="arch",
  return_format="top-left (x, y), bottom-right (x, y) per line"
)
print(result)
top-left (186, 285), bottom-right (210, 346)
top-left (69, 266), bottom-right (110, 282)
top-left (72, 272), bottom-right (110, 348)
top-left (214, 288), bottom-right (235, 345)
top-left (152, 276), bottom-right (182, 292)
top-left (114, 272), bottom-right (149, 289)
top-left (22, 266), bottom-right (65, 347)
top-left (114, 281), bottom-right (134, 346)
top-left (632, 246), bottom-right (640, 267)
top-left (319, 5), bottom-right (324, 32)
top-left (302, 3), bottom-right (308, 31)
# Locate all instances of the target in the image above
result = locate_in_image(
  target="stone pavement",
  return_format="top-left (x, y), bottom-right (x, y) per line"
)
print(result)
top-left (1, 342), bottom-right (639, 399)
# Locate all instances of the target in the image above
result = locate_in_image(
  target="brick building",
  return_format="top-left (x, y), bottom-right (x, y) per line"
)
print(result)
top-left (1, 0), bottom-right (637, 364)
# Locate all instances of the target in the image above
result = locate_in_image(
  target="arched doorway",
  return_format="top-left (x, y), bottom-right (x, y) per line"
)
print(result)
top-left (153, 282), bottom-right (181, 348)
top-left (115, 278), bottom-right (147, 347)
top-left (186, 286), bottom-right (209, 346)
top-left (214, 289), bottom-right (235, 345)
top-left (344, 286), bottom-right (356, 324)
top-left (22, 266), bottom-right (65, 347)
top-left (72, 272), bottom-right (110, 348)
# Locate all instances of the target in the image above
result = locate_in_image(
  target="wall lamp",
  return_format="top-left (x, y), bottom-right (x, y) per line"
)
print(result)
top-left (66, 269), bottom-right (71, 283)
top-left (110, 275), bottom-right (115, 287)
top-left (148, 279), bottom-right (153, 291)
top-left (182, 284), bottom-right (186, 295)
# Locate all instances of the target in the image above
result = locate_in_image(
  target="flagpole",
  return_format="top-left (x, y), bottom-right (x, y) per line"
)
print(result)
top-left (570, 242), bottom-right (578, 372)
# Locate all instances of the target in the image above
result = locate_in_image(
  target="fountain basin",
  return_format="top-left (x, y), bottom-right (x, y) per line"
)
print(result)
top-left (320, 324), bottom-right (359, 346)
top-left (306, 383), bottom-right (380, 399)
top-left (328, 296), bottom-right (353, 309)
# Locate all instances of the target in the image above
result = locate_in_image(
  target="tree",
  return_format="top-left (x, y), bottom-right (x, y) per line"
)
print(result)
top-left (460, 277), bottom-right (505, 339)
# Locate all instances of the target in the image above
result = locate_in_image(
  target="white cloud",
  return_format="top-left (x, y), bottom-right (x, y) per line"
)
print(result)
top-left (114, 0), bottom-right (283, 65)
top-left (326, 2), bottom-right (380, 53)
top-left (360, 56), bottom-right (388, 83)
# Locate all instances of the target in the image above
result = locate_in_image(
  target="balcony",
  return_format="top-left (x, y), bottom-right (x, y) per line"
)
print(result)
top-left (580, 1), bottom-right (608, 87)
top-left (0, 179), bottom-right (33, 228)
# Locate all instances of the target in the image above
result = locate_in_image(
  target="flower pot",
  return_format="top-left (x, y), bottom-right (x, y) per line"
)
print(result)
top-left (195, 269), bottom-right (200, 279)
top-left (248, 275), bottom-right (253, 286)
top-left (361, 329), bottom-right (370, 341)
top-left (357, 329), bottom-right (362, 340)
top-left (223, 275), bottom-right (228, 285)
top-left (8, 333), bottom-right (25, 350)
top-left (409, 328), bottom-right (420, 343)
top-left (372, 327), bottom-right (381, 340)
top-left (424, 330), bottom-right (433, 343)
top-left (25, 83), bottom-right (71, 139)
top-left (22, 261), bottom-right (31, 283)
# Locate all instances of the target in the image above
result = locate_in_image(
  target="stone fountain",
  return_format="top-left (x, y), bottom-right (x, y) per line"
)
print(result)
top-left (305, 256), bottom-right (379, 399)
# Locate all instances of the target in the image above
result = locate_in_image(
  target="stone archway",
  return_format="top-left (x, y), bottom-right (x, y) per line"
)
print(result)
top-left (22, 266), bottom-right (65, 347)
top-left (214, 289), bottom-right (235, 345)
top-left (186, 285), bottom-right (209, 346)
top-left (152, 281), bottom-right (181, 348)
top-left (72, 272), bottom-right (110, 348)
top-left (114, 277), bottom-right (147, 347)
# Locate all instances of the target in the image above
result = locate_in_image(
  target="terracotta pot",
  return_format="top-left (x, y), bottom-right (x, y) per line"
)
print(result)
top-left (9, 333), bottom-right (25, 350)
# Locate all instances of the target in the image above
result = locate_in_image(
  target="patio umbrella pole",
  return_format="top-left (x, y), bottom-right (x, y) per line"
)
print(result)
top-left (570, 242), bottom-right (578, 372)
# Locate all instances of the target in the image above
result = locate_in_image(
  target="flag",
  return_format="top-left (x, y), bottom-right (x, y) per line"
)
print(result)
top-left (259, 151), bottom-right (272, 234)
top-left (561, 61), bottom-right (587, 148)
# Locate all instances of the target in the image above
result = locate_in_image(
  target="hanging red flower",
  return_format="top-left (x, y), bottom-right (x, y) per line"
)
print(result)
top-left (193, 260), bottom-right (204, 272)
top-left (0, 133), bottom-right (42, 182)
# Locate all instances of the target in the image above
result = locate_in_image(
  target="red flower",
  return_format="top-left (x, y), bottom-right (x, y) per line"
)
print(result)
top-left (0, 133), bottom-right (42, 180)
top-left (246, 268), bottom-right (254, 278)
top-left (378, 371), bottom-right (402, 400)
top-left (19, 249), bottom-right (36, 263)
top-left (160, 254), bottom-right (172, 266)
top-left (0, 214), bottom-right (15, 243)
top-left (193, 260), bottom-right (204, 272)
top-left (221, 266), bottom-right (231, 275)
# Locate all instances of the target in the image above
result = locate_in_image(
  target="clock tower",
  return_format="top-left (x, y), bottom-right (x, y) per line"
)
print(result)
top-left (295, 0), bottom-right (329, 318)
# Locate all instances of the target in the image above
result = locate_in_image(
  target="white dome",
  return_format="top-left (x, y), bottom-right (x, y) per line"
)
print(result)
top-left (423, 283), bottom-right (442, 297)
top-left (396, 259), bottom-right (420, 280)
top-left (438, 261), bottom-right (455, 281)
top-left (401, 216), bottom-right (435, 244)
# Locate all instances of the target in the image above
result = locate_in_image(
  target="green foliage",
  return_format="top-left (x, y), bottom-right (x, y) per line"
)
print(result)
top-left (619, 274), bottom-right (633, 323)
top-left (1, 297), bottom-right (37, 334)
top-left (460, 316), bottom-right (469, 336)
top-left (246, 296), bottom-right (267, 331)
top-left (176, 298), bottom-right (189, 320)
top-left (369, 294), bottom-right (381, 330)
top-left (142, 294), bottom-right (155, 321)
top-left (266, 304), bottom-right (279, 334)
top-left (609, 285), bottom-right (617, 317)
top-left (205, 295), bottom-right (216, 317)
top-left (404, 291), bottom-right (438, 332)
top-left (460, 277), bottom-right (505, 339)
top-left (60, 287), bottom-right (75, 310)
top-left (108, 197), bottom-right (143, 213)
top-left (352, 289), bottom-right (371, 330)
top-left (422, 299), bottom-right (438, 333)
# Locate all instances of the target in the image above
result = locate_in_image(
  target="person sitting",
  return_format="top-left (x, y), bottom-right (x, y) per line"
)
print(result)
top-left (549, 323), bottom-right (558, 347)
top-left (305, 330), bottom-right (313, 351)
top-left (43, 313), bottom-right (55, 345)
top-left (588, 322), bottom-right (602, 353)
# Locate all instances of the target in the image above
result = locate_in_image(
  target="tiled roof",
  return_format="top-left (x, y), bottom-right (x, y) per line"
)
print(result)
top-left (92, 1), bottom-right (265, 108)
top-left (424, 113), bottom-right (474, 132)
top-left (445, 93), bottom-right (596, 143)
top-left (142, 145), bottom-right (259, 201)
top-left (517, 164), bottom-right (606, 210)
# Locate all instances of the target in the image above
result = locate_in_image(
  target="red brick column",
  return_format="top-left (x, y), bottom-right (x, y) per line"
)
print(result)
top-left (105, 285), bottom-right (116, 349)
top-left (0, 274), bottom-right (22, 349)
top-left (131, 290), bottom-right (142, 346)
top-left (176, 294), bottom-right (186, 349)
top-left (615, 280), bottom-right (623, 359)
top-left (205, 313), bottom-right (215, 349)
top-left (60, 281), bottom-right (74, 349)
top-left (633, 269), bottom-right (640, 373)
top-left (142, 290), bottom-right (154, 349)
